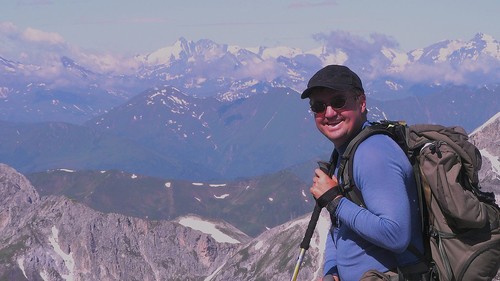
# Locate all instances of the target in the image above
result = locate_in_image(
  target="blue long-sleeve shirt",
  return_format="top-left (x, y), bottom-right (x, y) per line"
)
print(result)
top-left (323, 122), bottom-right (423, 281)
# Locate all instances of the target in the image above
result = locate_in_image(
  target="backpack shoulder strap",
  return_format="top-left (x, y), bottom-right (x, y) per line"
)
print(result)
top-left (337, 122), bottom-right (404, 206)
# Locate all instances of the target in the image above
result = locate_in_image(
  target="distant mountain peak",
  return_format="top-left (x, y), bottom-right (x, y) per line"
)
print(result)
top-left (473, 32), bottom-right (495, 42)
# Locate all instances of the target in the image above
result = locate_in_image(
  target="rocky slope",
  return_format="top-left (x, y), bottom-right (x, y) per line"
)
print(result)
top-left (470, 112), bottom-right (500, 204)
top-left (0, 164), bottom-right (248, 280)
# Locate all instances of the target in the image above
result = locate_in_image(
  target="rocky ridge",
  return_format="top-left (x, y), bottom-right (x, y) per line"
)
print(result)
top-left (0, 164), bottom-right (247, 280)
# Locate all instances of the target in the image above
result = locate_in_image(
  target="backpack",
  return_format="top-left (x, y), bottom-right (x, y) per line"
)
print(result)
top-left (329, 120), bottom-right (500, 281)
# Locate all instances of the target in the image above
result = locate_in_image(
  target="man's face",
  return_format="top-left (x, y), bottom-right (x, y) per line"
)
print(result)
top-left (309, 88), bottom-right (366, 147)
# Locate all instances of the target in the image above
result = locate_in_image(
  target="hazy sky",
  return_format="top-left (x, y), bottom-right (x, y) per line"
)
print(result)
top-left (2, 0), bottom-right (499, 55)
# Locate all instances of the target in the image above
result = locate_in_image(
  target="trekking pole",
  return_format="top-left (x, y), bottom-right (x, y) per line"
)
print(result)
top-left (290, 203), bottom-right (322, 281)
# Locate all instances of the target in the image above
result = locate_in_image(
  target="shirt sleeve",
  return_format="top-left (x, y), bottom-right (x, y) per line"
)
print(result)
top-left (323, 225), bottom-right (338, 276)
top-left (335, 134), bottom-right (412, 253)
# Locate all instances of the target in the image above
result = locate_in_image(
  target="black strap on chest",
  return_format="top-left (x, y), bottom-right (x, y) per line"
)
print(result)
top-left (330, 125), bottom-right (398, 207)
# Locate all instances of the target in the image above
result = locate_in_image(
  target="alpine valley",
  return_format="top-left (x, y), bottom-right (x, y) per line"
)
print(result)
top-left (0, 31), bottom-right (499, 280)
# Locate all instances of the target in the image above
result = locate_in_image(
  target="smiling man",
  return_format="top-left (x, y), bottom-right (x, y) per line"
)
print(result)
top-left (301, 65), bottom-right (426, 281)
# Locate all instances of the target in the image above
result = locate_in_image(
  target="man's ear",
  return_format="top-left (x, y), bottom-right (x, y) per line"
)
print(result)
top-left (358, 94), bottom-right (367, 113)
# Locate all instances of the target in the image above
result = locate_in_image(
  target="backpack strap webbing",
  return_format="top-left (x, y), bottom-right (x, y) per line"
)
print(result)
top-left (329, 149), bottom-right (365, 208)
top-left (337, 124), bottom-right (399, 207)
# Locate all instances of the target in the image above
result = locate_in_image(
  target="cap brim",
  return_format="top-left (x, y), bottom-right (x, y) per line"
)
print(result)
top-left (300, 85), bottom-right (354, 99)
top-left (300, 88), bottom-right (315, 99)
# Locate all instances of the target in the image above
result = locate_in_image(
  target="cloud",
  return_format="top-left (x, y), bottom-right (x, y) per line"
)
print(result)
top-left (307, 29), bottom-right (500, 85)
top-left (237, 60), bottom-right (282, 81)
top-left (288, 0), bottom-right (338, 9)
top-left (15, 0), bottom-right (53, 6)
top-left (22, 27), bottom-right (65, 45)
top-left (313, 30), bottom-right (399, 53)
top-left (128, 17), bottom-right (170, 24)
top-left (310, 30), bottom-right (402, 78)
top-left (0, 21), bottom-right (18, 35)
top-left (0, 21), bottom-right (139, 75)
top-left (74, 16), bottom-right (170, 26)
top-left (73, 51), bottom-right (141, 74)
top-left (0, 21), bottom-right (66, 62)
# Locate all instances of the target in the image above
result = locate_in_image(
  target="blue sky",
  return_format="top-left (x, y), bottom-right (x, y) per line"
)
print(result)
top-left (1, 0), bottom-right (499, 55)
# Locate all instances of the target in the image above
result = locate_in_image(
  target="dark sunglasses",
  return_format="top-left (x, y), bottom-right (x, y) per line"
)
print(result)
top-left (310, 95), bottom-right (349, 113)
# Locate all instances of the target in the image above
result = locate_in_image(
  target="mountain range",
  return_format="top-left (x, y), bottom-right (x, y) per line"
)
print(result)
top-left (1, 32), bottom-right (499, 122)
top-left (0, 83), bottom-right (498, 181)
top-left (1, 33), bottom-right (499, 181)
top-left (0, 110), bottom-right (498, 280)
top-left (1, 33), bottom-right (499, 179)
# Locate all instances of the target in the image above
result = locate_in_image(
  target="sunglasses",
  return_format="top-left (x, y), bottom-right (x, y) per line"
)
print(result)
top-left (310, 95), bottom-right (349, 113)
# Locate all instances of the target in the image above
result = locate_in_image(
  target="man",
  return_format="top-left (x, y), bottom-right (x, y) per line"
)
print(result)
top-left (301, 65), bottom-right (424, 280)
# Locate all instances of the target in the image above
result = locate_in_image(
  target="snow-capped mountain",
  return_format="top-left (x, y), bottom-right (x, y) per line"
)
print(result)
top-left (134, 32), bottom-right (500, 95)
top-left (1, 32), bottom-right (498, 124)
top-left (409, 33), bottom-right (500, 64)
top-left (0, 32), bottom-right (499, 180)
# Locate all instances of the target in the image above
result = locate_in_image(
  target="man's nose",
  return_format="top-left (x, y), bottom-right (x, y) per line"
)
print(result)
top-left (324, 105), bottom-right (337, 117)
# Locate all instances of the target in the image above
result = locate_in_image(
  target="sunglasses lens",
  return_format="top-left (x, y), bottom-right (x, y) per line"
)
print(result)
top-left (310, 95), bottom-right (349, 113)
top-left (310, 102), bottom-right (326, 113)
top-left (330, 96), bottom-right (347, 109)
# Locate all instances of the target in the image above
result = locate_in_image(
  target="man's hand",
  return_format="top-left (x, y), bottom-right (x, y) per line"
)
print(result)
top-left (310, 168), bottom-right (338, 199)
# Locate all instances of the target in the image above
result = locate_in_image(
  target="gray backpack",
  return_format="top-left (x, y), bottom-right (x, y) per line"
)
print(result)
top-left (332, 120), bottom-right (500, 281)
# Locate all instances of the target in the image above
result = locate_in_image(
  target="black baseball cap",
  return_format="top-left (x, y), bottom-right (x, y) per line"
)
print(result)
top-left (301, 65), bottom-right (364, 99)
